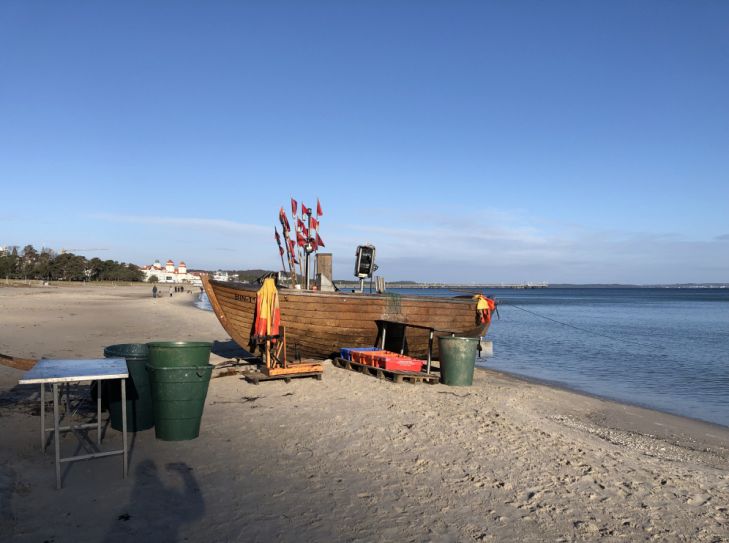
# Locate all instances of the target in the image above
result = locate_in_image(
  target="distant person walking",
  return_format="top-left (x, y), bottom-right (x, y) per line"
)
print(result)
top-left (169, 286), bottom-right (173, 297)
top-left (152, 285), bottom-right (158, 298)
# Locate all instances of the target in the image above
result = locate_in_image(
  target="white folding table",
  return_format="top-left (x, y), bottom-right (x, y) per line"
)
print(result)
top-left (19, 358), bottom-right (129, 489)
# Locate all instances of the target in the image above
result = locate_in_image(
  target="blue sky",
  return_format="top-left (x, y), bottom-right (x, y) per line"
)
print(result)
top-left (1, 1), bottom-right (727, 283)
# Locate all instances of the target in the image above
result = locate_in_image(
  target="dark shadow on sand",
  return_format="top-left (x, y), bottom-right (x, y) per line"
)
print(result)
top-left (104, 459), bottom-right (205, 543)
top-left (211, 339), bottom-right (256, 360)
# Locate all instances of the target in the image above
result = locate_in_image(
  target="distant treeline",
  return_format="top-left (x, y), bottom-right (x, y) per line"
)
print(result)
top-left (0, 245), bottom-right (144, 282)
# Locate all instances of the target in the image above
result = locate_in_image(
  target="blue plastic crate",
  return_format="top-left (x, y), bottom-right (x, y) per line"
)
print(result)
top-left (340, 347), bottom-right (379, 361)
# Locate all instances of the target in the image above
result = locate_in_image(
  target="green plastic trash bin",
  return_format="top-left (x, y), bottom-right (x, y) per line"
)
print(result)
top-left (147, 341), bottom-right (212, 368)
top-left (104, 343), bottom-right (154, 432)
top-left (147, 364), bottom-right (213, 441)
top-left (438, 336), bottom-right (479, 386)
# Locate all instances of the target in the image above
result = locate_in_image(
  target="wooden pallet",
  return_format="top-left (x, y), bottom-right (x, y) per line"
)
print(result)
top-left (0, 353), bottom-right (36, 371)
top-left (244, 370), bottom-right (323, 385)
top-left (331, 357), bottom-right (439, 384)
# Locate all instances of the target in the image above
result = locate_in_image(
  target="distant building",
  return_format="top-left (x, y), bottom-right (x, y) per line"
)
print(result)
top-left (141, 259), bottom-right (202, 285)
top-left (212, 270), bottom-right (231, 282)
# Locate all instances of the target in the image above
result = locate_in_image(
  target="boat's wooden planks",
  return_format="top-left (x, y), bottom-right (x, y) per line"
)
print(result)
top-left (203, 276), bottom-right (487, 360)
top-left (212, 284), bottom-right (476, 320)
top-left (212, 279), bottom-right (477, 309)
top-left (215, 296), bottom-right (476, 333)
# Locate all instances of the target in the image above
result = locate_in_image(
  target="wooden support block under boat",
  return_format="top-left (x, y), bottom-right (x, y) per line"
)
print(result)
top-left (263, 362), bottom-right (323, 377)
top-left (0, 353), bottom-right (37, 371)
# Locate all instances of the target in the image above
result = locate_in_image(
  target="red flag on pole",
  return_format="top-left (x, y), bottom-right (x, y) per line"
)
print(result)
top-left (296, 218), bottom-right (309, 237)
top-left (274, 229), bottom-right (282, 254)
top-left (316, 198), bottom-right (323, 217)
top-left (310, 216), bottom-right (319, 230)
top-left (290, 197), bottom-right (297, 217)
top-left (279, 207), bottom-right (290, 230)
top-left (301, 203), bottom-right (311, 216)
top-left (316, 233), bottom-right (325, 247)
top-left (296, 231), bottom-right (306, 247)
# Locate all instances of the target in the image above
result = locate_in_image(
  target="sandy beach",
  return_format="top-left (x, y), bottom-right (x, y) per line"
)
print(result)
top-left (1, 284), bottom-right (728, 542)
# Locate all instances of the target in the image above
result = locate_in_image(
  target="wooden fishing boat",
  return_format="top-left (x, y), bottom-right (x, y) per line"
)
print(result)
top-left (202, 275), bottom-right (491, 360)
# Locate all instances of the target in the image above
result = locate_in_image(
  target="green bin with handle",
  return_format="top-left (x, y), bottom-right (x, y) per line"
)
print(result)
top-left (147, 364), bottom-right (213, 441)
top-left (103, 343), bottom-right (154, 432)
top-left (438, 336), bottom-right (480, 386)
top-left (147, 341), bottom-right (212, 368)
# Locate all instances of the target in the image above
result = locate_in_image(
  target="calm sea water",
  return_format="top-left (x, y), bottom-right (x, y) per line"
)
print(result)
top-left (197, 287), bottom-right (729, 427)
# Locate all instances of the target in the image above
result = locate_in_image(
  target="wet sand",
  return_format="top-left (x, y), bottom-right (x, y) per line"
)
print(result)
top-left (1, 284), bottom-right (728, 542)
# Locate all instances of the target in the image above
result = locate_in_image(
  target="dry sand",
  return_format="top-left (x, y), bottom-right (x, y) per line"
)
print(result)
top-left (1, 284), bottom-right (728, 542)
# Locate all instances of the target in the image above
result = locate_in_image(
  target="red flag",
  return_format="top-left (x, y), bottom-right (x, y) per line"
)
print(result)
top-left (311, 237), bottom-right (318, 251)
top-left (310, 216), bottom-right (319, 230)
top-left (296, 231), bottom-right (306, 247)
top-left (316, 198), bottom-right (323, 217)
top-left (287, 238), bottom-right (296, 254)
top-left (279, 207), bottom-right (290, 231)
top-left (301, 203), bottom-right (311, 216)
top-left (290, 197), bottom-right (297, 217)
top-left (274, 228), bottom-right (284, 256)
top-left (295, 218), bottom-right (308, 237)
top-left (316, 233), bottom-right (325, 247)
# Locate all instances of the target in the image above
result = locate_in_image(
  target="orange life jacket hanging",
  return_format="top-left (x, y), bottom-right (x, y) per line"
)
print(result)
top-left (253, 277), bottom-right (281, 341)
top-left (473, 294), bottom-right (496, 324)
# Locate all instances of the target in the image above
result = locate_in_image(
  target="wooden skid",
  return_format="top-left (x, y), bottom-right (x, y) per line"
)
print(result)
top-left (263, 363), bottom-right (323, 376)
top-left (331, 357), bottom-right (439, 384)
top-left (244, 370), bottom-right (323, 385)
top-left (0, 353), bottom-right (37, 371)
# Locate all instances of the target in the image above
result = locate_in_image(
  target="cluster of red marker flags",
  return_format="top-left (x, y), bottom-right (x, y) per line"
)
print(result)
top-left (275, 198), bottom-right (325, 275)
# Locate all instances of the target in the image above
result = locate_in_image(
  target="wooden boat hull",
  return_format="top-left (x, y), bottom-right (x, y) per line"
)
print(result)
top-left (202, 275), bottom-right (489, 360)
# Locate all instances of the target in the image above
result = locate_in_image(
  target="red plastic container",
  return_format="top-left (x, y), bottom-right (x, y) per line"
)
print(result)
top-left (375, 355), bottom-right (424, 373)
top-left (352, 350), bottom-right (388, 366)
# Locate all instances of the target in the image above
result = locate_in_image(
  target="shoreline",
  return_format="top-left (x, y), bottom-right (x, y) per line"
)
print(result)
top-left (473, 366), bottom-right (729, 466)
top-left (2, 284), bottom-right (728, 541)
top-left (477, 364), bottom-right (729, 434)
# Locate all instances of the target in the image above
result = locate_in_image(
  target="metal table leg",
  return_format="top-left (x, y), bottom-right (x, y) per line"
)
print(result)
top-left (40, 384), bottom-right (45, 452)
top-left (121, 378), bottom-right (128, 478)
top-left (97, 379), bottom-right (102, 446)
top-left (426, 330), bottom-right (434, 375)
top-left (53, 383), bottom-right (61, 490)
top-left (64, 383), bottom-right (71, 416)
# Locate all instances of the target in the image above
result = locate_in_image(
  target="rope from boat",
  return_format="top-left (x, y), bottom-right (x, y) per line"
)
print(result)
top-left (500, 301), bottom-right (657, 349)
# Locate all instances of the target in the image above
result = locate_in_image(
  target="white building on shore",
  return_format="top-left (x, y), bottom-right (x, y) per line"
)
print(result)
top-left (141, 259), bottom-right (202, 285)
